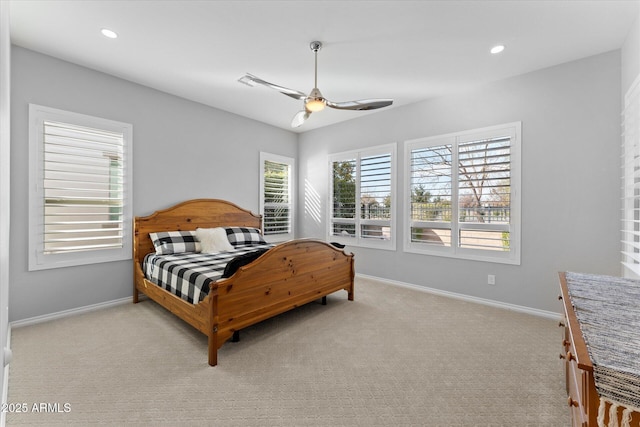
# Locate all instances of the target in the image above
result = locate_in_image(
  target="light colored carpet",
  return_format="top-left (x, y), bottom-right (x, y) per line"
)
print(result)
top-left (7, 277), bottom-right (569, 426)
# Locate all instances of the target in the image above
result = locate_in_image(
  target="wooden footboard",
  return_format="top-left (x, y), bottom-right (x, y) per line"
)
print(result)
top-left (214, 239), bottom-right (355, 344)
top-left (133, 199), bottom-right (355, 366)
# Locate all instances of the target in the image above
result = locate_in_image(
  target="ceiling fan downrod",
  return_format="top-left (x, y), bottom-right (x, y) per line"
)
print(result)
top-left (310, 41), bottom-right (322, 88)
top-left (305, 41), bottom-right (325, 112)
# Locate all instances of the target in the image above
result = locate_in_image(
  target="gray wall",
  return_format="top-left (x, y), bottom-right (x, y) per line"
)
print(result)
top-left (298, 50), bottom-right (622, 313)
top-left (1, 0), bottom-right (11, 410)
top-left (9, 44), bottom-right (629, 320)
top-left (10, 46), bottom-right (297, 322)
top-left (622, 14), bottom-right (639, 95)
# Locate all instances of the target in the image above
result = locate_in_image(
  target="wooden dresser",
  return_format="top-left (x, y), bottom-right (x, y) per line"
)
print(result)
top-left (558, 272), bottom-right (640, 427)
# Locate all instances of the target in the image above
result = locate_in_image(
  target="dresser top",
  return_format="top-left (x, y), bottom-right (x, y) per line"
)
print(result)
top-left (564, 271), bottom-right (640, 412)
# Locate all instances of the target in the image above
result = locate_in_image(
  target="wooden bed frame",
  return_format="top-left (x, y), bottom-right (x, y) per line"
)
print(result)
top-left (133, 199), bottom-right (355, 366)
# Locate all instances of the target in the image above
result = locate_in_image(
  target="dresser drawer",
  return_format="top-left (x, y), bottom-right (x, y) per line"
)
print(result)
top-left (566, 354), bottom-right (587, 427)
top-left (561, 323), bottom-right (587, 426)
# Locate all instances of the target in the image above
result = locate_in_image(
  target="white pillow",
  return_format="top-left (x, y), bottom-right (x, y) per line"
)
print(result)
top-left (195, 227), bottom-right (234, 253)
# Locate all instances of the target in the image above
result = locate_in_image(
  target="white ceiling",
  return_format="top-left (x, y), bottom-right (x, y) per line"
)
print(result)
top-left (9, 0), bottom-right (640, 132)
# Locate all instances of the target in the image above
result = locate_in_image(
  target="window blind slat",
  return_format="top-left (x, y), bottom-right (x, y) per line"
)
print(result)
top-left (46, 220), bottom-right (122, 226)
top-left (622, 240), bottom-right (640, 252)
top-left (45, 227), bottom-right (123, 236)
top-left (45, 243), bottom-right (123, 253)
top-left (45, 121), bottom-right (123, 145)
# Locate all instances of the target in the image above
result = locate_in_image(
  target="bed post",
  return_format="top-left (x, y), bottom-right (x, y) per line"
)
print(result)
top-left (133, 222), bottom-right (140, 304)
top-left (348, 256), bottom-right (355, 301)
top-left (133, 276), bottom-right (139, 304)
top-left (208, 288), bottom-right (219, 366)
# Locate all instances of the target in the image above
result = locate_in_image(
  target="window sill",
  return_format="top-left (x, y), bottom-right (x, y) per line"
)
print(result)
top-left (329, 236), bottom-right (396, 252)
top-left (403, 244), bottom-right (520, 265)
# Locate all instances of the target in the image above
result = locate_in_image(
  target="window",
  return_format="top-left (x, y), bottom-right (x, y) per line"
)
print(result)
top-left (29, 104), bottom-right (133, 270)
top-left (622, 75), bottom-right (640, 278)
top-left (405, 123), bottom-right (520, 264)
top-left (260, 152), bottom-right (294, 242)
top-left (329, 144), bottom-right (396, 249)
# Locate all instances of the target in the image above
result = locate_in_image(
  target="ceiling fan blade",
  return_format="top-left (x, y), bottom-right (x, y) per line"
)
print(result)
top-left (238, 73), bottom-right (307, 101)
top-left (291, 110), bottom-right (311, 128)
top-left (325, 99), bottom-right (393, 111)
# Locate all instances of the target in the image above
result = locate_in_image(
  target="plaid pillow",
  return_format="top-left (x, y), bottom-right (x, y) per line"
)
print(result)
top-left (224, 227), bottom-right (266, 247)
top-left (149, 231), bottom-right (201, 255)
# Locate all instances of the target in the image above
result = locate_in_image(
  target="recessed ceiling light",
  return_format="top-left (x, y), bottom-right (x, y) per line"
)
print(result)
top-left (490, 45), bottom-right (505, 54)
top-left (101, 28), bottom-right (118, 39)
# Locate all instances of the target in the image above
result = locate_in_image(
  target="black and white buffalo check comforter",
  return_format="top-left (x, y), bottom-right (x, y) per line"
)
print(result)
top-left (143, 243), bottom-right (274, 304)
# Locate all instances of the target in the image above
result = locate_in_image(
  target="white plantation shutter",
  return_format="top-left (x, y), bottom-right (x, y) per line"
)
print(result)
top-left (263, 160), bottom-right (291, 235)
top-left (457, 136), bottom-right (511, 251)
top-left (409, 143), bottom-right (454, 246)
top-left (260, 153), bottom-right (294, 242)
top-left (43, 121), bottom-right (125, 254)
top-left (360, 153), bottom-right (392, 241)
top-left (329, 144), bottom-right (396, 249)
top-left (330, 157), bottom-right (357, 239)
top-left (29, 105), bottom-right (132, 270)
top-left (405, 122), bottom-right (520, 264)
top-left (622, 75), bottom-right (640, 278)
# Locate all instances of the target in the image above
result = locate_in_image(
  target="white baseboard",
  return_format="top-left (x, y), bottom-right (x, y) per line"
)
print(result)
top-left (9, 277), bottom-right (562, 328)
top-left (10, 297), bottom-right (131, 329)
top-left (356, 273), bottom-right (562, 320)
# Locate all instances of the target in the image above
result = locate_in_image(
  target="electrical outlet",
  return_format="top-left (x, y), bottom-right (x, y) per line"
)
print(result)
top-left (488, 275), bottom-right (496, 285)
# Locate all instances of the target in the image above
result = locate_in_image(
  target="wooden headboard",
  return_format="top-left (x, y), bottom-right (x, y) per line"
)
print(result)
top-left (133, 199), bottom-right (262, 265)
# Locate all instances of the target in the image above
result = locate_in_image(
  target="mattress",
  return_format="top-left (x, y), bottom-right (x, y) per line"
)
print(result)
top-left (143, 244), bottom-right (274, 304)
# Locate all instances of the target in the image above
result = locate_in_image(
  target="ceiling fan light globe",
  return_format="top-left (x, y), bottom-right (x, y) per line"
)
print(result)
top-left (305, 98), bottom-right (326, 112)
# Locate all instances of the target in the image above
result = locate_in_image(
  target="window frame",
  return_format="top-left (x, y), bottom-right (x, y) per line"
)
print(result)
top-left (259, 152), bottom-right (295, 243)
top-left (328, 143), bottom-right (397, 250)
top-left (403, 122), bottom-right (521, 264)
top-left (28, 104), bottom-right (133, 271)
top-left (622, 74), bottom-right (640, 278)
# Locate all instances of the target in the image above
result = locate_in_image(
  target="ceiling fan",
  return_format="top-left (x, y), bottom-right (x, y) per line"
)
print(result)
top-left (238, 41), bottom-right (393, 128)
